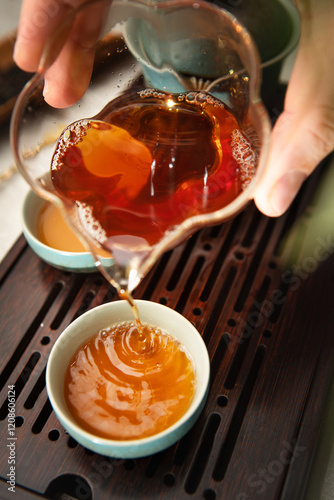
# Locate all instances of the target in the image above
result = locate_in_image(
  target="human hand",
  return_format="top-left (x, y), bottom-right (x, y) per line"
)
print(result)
top-left (254, 0), bottom-right (334, 216)
top-left (13, 0), bottom-right (110, 108)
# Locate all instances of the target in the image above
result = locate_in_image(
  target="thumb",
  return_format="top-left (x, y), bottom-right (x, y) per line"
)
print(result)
top-left (254, 110), bottom-right (320, 217)
top-left (254, 0), bottom-right (334, 217)
top-left (255, 100), bottom-right (334, 217)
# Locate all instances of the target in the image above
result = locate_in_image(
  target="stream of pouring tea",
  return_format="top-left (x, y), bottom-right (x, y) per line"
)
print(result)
top-left (51, 88), bottom-right (258, 330)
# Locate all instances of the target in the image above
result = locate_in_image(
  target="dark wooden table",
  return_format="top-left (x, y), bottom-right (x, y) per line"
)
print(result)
top-left (1, 147), bottom-right (334, 499)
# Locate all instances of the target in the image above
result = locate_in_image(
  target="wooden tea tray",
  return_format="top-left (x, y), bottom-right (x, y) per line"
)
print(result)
top-left (0, 92), bottom-right (334, 499)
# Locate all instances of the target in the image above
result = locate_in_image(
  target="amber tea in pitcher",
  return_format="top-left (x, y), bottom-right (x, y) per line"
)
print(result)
top-left (51, 88), bottom-right (257, 276)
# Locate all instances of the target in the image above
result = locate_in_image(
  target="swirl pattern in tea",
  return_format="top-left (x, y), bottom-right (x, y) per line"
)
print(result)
top-left (64, 322), bottom-right (196, 440)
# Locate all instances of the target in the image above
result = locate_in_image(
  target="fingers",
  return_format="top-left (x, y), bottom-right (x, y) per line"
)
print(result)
top-left (14, 0), bottom-right (74, 72)
top-left (14, 0), bottom-right (110, 108)
top-left (42, 40), bottom-right (96, 108)
top-left (254, 1), bottom-right (334, 217)
top-left (255, 102), bottom-right (334, 217)
top-left (43, 2), bottom-right (109, 108)
top-left (254, 111), bottom-right (324, 216)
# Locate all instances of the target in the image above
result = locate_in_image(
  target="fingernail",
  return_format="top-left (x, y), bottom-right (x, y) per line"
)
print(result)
top-left (43, 80), bottom-right (49, 99)
top-left (13, 41), bottom-right (18, 63)
top-left (270, 171), bottom-right (307, 215)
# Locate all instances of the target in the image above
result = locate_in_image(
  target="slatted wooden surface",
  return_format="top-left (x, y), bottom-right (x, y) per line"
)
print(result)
top-left (0, 139), bottom-right (334, 498)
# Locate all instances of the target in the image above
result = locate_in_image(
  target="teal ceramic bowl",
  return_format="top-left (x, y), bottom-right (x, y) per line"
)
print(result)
top-left (21, 188), bottom-right (105, 273)
top-left (46, 300), bottom-right (210, 458)
top-left (125, 0), bottom-right (300, 105)
top-left (260, 0), bottom-right (301, 104)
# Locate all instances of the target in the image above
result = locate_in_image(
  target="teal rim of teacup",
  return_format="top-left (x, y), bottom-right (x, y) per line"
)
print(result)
top-left (46, 300), bottom-right (210, 458)
top-left (21, 189), bottom-right (113, 273)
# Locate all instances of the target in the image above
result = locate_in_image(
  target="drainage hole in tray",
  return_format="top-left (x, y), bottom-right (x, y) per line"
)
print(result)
top-left (44, 474), bottom-right (92, 500)
top-left (67, 436), bottom-right (78, 448)
top-left (15, 416), bottom-right (24, 427)
top-left (203, 488), bottom-right (217, 500)
top-left (235, 251), bottom-right (244, 261)
top-left (48, 429), bottom-right (60, 441)
top-left (217, 395), bottom-right (228, 407)
top-left (263, 329), bottom-right (272, 339)
top-left (163, 472), bottom-right (176, 487)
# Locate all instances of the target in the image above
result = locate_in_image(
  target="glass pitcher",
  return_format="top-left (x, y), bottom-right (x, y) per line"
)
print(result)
top-left (11, 0), bottom-right (271, 293)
